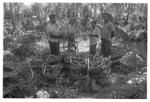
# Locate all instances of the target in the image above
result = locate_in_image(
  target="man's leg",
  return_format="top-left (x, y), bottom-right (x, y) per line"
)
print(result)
top-left (68, 40), bottom-right (71, 52)
top-left (55, 42), bottom-right (60, 55)
top-left (101, 38), bottom-right (111, 57)
top-left (68, 33), bottom-right (75, 52)
top-left (53, 42), bottom-right (60, 55)
top-left (100, 38), bottom-right (106, 56)
top-left (93, 44), bottom-right (97, 56)
top-left (49, 40), bottom-right (52, 53)
top-left (104, 39), bottom-right (112, 57)
top-left (90, 44), bottom-right (97, 57)
top-left (49, 41), bottom-right (60, 56)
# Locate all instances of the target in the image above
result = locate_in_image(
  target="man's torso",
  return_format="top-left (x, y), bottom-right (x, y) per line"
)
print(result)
top-left (46, 22), bottom-right (59, 42)
top-left (90, 27), bottom-right (100, 45)
top-left (101, 21), bottom-right (115, 41)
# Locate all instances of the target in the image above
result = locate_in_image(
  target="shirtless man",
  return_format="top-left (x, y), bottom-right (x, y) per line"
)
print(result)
top-left (89, 20), bottom-right (100, 57)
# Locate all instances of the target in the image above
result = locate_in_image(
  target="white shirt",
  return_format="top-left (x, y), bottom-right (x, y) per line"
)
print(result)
top-left (46, 22), bottom-right (60, 42)
top-left (90, 27), bottom-right (100, 45)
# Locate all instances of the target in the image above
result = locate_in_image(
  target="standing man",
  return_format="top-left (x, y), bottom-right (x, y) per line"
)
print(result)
top-left (67, 18), bottom-right (77, 52)
top-left (101, 13), bottom-right (115, 57)
top-left (46, 14), bottom-right (63, 56)
top-left (89, 20), bottom-right (100, 57)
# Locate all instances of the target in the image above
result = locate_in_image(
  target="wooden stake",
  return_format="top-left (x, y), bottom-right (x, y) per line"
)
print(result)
top-left (87, 58), bottom-right (90, 77)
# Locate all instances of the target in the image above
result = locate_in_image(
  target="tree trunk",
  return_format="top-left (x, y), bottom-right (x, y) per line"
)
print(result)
top-left (9, 3), bottom-right (16, 34)
top-left (93, 4), bottom-right (97, 19)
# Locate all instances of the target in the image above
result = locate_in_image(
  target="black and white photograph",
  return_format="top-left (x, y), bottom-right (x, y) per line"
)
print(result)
top-left (3, 2), bottom-right (148, 99)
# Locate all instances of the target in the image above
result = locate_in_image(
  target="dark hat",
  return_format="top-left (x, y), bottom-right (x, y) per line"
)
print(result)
top-left (102, 12), bottom-right (113, 21)
top-left (91, 20), bottom-right (97, 25)
top-left (69, 18), bottom-right (76, 25)
top-left (49, 14), bottom-right (56, 19)
top-left (102, 12), bottom-right (111, 17)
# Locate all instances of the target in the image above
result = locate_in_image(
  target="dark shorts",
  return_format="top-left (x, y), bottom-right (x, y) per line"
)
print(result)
top-left (68, 33), bottom-right (75, 51)
top-left (49, 41), bottom-right (60, 56)
top-left (101, 38), bottom-right (112, 57)
top-left (90, 44), bottom-right (97, 56)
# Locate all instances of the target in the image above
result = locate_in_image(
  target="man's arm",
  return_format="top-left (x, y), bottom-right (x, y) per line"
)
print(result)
top-left (89, 27), bottom-right (100, 37)
top-left (50, 31), bottom-right (64, 38)
top-left (109, 22), bottom-right (115, 38)
top-left (111, 31), bottom-right (115, 38)
top-left (89, 34), bottom-right (99, 37)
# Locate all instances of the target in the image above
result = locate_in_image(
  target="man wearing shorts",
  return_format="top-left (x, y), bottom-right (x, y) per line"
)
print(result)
top-left (101, 13), bottom-right (115, 57)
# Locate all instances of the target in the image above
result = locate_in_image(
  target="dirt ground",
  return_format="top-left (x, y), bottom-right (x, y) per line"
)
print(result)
top-left (3, 36), bottom-right (147, 98)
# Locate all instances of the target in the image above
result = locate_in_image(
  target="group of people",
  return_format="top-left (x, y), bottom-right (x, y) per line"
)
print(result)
top-left (89, 13), bottom-right (115, 58)
top-left (46, 12), bottom-right (115, 58)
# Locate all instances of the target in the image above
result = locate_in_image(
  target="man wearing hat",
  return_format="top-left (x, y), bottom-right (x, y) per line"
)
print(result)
top-left (101, 13), bottom-right (115, 57)
top-left (46, 14), bottom-right (63, 55)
